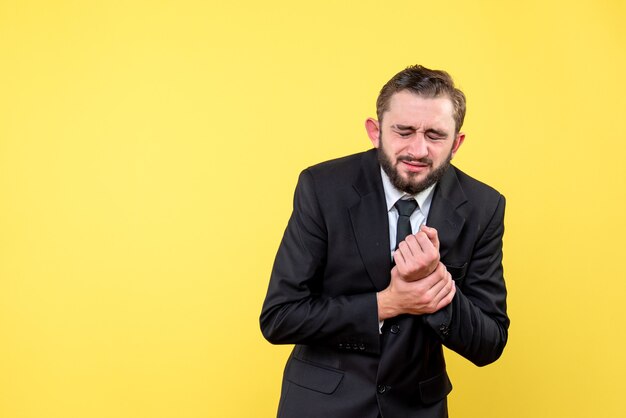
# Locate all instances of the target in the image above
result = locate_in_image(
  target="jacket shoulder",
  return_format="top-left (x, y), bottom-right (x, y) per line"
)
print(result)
top-left (293, 149), bottom-right (379, 210)
top-left (452, 165), bottom-right (504, 201)
top-left (303, 149), bottom-right (374, 186)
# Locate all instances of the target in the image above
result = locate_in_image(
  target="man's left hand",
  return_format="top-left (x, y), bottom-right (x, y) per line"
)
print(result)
top-left (394, 225), bottom-right (440, 281)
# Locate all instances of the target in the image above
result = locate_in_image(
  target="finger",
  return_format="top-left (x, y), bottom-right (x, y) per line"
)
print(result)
top-left (414, 231), bottom-right (435, 255)
top-left (418, 262), bottom-right (448, 291)
top-left (435, 280), bottom-right (456, 311)
top-left (420, 225), bottom-right (440, 251)
top-left (403, 234), bottom-right (422, 257)
top-left (432, 271), bottom-right (452, 300)
top-left (424, 271), bottom-right (449, 300)
top-left (397, 240), bottom-right (413, 261)
top-left (393, 246), bottom-right (408, 268)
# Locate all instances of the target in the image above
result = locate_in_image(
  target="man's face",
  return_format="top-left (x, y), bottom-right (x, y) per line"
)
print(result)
top-left (365, 90), bottom-right (465, 194)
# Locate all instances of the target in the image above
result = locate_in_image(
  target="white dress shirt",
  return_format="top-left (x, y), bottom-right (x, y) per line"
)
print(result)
top-left (378, 168), bottom-right (437, 332)
top-left (380, 168), bottom-right (436, 258)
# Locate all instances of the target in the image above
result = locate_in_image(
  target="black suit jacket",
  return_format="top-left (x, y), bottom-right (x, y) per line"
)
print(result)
top-left (260, 149), bottom-right (509, 418)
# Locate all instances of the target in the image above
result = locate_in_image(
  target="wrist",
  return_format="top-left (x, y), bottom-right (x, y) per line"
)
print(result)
top-left (376, 289), bottom-right (397, 321)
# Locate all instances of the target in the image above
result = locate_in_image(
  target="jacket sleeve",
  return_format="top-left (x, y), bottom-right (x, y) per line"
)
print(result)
top-left (424, 194), bottom-right (509, 366)
top-left (259, 169), bottom-right (381, 354)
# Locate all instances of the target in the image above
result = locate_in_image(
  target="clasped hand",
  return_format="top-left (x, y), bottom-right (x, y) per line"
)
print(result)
top-left (377, 225), bottom-right (456, 320)
top-left (394, 224), bottom-right (440, 280)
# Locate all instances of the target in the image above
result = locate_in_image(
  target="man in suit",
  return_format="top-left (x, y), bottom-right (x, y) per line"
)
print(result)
top-left (260, 65), bottom-right (509, 418)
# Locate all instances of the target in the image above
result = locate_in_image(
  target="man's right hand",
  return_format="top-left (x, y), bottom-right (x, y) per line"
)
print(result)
top-left (377, 262), bottom-right (456, 320)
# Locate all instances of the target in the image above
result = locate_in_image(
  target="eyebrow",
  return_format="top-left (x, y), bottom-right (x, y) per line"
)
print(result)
top-left (391, 125), bottom-right (449, 137)
top-left (392, 124), bottom-right (415, 130)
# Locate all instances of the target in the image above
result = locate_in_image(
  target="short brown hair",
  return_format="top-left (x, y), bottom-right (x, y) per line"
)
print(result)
top-left (376, 65), bottom-right (466, 132)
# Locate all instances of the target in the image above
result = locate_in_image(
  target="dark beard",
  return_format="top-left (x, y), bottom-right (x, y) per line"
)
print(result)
top-left (377, 146), bottom-right (452, 195)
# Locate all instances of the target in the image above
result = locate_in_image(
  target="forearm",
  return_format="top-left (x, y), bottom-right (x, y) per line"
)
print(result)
top-left (260, 290), bottom-right (381, 354)
top-left (424, 287), bottom-right (508, 366)
top-left (425, 194), bottom-right (509, 366)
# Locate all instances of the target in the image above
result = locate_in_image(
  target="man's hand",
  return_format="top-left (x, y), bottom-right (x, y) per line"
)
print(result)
top-left (393, 225), bottom-right (440, 281)
top-left (377, 262), bottom-right (456, 321)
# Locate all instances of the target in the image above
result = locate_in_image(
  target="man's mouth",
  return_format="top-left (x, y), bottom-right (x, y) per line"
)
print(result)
top-left (398, 157), bottom-right (432, 172)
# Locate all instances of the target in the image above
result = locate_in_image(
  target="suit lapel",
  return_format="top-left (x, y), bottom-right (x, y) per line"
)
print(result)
top-left (347, 153), bottom-right (468, 289)
top-left (348, 150), bottom-right (392, 291)
top-left (427, 166), bottom-right (468, 260)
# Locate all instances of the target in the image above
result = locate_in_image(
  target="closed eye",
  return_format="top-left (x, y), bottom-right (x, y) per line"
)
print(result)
top-left (425, 129), bottom-right (448, 140)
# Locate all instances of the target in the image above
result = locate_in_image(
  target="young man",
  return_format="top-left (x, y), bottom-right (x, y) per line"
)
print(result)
top-left (261, 65), bottom-right (509, 418)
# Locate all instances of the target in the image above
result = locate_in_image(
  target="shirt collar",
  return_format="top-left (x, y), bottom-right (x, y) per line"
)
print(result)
top-left (380, 167), bottom-right (437, 214)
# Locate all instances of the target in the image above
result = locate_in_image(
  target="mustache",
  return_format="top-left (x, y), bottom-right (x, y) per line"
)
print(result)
top-left (397, 155), bottom-right (433, 165)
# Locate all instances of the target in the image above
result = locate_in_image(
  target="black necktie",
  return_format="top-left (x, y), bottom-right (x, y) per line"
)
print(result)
top-left (394, 199), bottom-right (418, 249)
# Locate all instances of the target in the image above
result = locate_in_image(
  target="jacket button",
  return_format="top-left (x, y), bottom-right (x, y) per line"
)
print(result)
top-left (439, 324), bottom-right (450, 336)
top-left (390, 324), bottom-right (400, 334)
top-left (377, 384), bottom-right (387, 394)
top-left (359, 343), bottom-right (365, 350)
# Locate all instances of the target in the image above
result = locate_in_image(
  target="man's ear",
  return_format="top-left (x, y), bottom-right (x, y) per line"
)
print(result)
top-left (365, 118), bottom-right (381, 148)
top-left (451, 132), bottom-right (465, 158)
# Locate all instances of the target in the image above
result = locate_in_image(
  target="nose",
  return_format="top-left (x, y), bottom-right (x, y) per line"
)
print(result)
top-left (407, 133), bottom-right (428, 159)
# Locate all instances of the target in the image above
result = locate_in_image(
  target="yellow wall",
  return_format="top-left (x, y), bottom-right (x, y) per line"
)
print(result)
top-left (1, 1), bottom-right (625, 417)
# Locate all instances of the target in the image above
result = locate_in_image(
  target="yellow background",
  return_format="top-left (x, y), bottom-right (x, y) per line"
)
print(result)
top-left (1, 1), bottom-right (625, 417)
